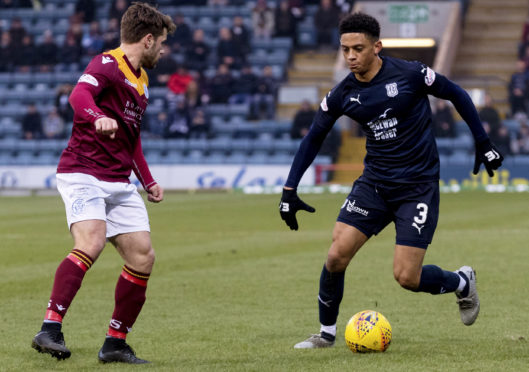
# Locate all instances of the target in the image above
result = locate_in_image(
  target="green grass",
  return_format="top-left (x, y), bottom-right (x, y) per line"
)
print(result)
top-left (1, 191), bottom-right (529, 371)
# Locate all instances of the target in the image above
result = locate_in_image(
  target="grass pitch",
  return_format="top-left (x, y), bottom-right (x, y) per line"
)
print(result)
top-left (1, 191), bottom-right (528, 371)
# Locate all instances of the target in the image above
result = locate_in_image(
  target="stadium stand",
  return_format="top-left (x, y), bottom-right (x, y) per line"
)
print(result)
top-left (0, 0), bottom-right (528, 175)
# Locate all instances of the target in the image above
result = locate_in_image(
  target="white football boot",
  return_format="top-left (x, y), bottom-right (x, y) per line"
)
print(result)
top-left (294, 333), bottom-right (335, 349)
top-left (455, 266), bottom-right (480, 326)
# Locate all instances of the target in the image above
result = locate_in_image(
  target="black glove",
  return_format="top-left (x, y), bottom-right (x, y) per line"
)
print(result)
top-left (473, 138), bottom-right (504, 177)
top-left (279, 188), bottom-right (315, 231)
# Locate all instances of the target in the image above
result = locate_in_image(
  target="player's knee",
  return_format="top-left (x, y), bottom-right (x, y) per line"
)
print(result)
top-left (394, 270), bottom-right (419, 290)
top-left (326, 244), bottom-right (350, 272)
top-left (142, 247), bottom-right (156, 269)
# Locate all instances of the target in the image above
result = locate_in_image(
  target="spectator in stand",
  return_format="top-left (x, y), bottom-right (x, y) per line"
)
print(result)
top-left (314, 0), bottom-right (340, 49)
top-left (290, 100), bottom-right (316, 139)
top-left (229, 65), bottom-right (257, 105)
top-left (167, 100), bottom-right (191, 138)
top-left (0, 31), bottom-right (14, 72)
top-left (37, 30), bottom-right (58, 72)
top-left (81, 21), bottom-right (104, 57)
top-left (22, 103), bottom-right (43, 140)
top-left (0, 0), bottom-right (15, 7)
top-left (65, 20), bottom-right (84, 47)
top-left (186, 28), bottom-right (210, 73)
top-left (512, 117), bottom-right (529, 154)
top-left (55, 84), bottom-right (74, 123)
top-left (289, 0), bottom-right (306, 24)
top-left (149, 44), bottom-right (178, 87)
top-left (167, 12), bottom-right (192, 54)
top-left (43, 107), bottom-right (66, 139)
top-left (2, 0), bottom-right (33, 7)
top-left (519, 12), bottom-right (529, 58)
top-left (75, 0), bottom-right (96, 23)
top-left (186, 79), bottom-right (204, 109)
top-left (189, 107), bottom-right (210, 139)
top-left (217, 27), bottom-right (245, 70)
top-left (13, 34), bottom-right (35, 72)
top-left (252, 0), bottom-right (275, 39)
top-left (207, 63), bottom-right (234, 104)
top-left (8, 17), bottom-right (26, 45)
top-left (320, 124), bottom-right (342, 164)
top-left (479, 93), bottom-right (502, 142)
top-left (253, 65), bottom-right (277, 119)
top-left (231, 16), bottom-right (251, 59)
top-left (146, 111), bottom-right (170, 139)
top-left (168, 65), bottom-right (193, 97)
top-left (508, 60), bottom-right (529, 116)
top-left (59, 34), bottom-right (83, 70)
top-left (493, 124), bottom-right (512, 157)
top-left (102, 18), bottom-right (120, 51)
top-left (275, 0), bottom-right (298, 43)
top-left (109, 0), bottom-right (130, 24)
top-left (432, 100), bottom-right (456, 138)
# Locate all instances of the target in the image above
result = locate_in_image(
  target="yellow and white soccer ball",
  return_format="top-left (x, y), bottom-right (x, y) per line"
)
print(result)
top-left (344, 310), bottom-right (392, 353)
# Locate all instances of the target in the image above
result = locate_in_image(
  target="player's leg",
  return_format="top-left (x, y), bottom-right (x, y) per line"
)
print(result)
top-left (33, 173), bottom-right (108, 360)
top-left (295, 179), bottom-right (390, 349)
top-left (295, 223), bottom-right (368, 349)
top-left (98, 183), bottom-right (152, 364)
top-left (392, 181), bottom-right (479, 325)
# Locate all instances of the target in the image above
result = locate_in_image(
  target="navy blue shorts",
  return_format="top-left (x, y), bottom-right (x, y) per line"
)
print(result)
top-left (337, 177), bottom-right (440, 249)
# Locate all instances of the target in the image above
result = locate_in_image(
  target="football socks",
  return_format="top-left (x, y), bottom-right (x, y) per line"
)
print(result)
top-left (107, 266), bottom-right (150, 339)
top-left (45, 249), bottom-right (94, 322)
top-left (416, 264), bottom-right (460, 295)
top-left (318, 264), bottom-right (345, 327)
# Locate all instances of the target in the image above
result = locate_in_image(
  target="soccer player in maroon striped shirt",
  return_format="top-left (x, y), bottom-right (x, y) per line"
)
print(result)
top-left (31, 2), bottom-right (175, 364)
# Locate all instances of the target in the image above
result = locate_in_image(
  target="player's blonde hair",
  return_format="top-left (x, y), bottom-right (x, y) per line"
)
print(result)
top-left (120, 2), bottom-right (176, 44)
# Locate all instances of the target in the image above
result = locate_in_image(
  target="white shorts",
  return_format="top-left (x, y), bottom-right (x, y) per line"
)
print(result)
top-left (56, 173), bottom-right (150, 238)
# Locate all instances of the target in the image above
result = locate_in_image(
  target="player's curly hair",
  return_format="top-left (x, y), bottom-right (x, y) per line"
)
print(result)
top-left (120, 2), bottom-right (176, 44)
top-left (339, 12), bottom-right (380, 41)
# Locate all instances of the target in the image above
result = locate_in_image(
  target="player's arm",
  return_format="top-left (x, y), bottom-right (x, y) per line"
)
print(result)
top-left (425, 69), bottom-right (503, 176)
top-left (68, 56), bottom-right (119, 139)
top-left (133, 136), bottom-right (163, 203)
top-left (279, 94), bottom-right (340, 230)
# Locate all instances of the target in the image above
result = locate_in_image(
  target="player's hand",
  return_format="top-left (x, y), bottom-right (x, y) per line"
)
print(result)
top-left (279, 188), bottom-right (315, 230)
top-left (94, 117), bottom-right (118, 139)
top-left (147, 184), bottom-right (164, 203)
top-left (473, 138), bottom-right (503, 177)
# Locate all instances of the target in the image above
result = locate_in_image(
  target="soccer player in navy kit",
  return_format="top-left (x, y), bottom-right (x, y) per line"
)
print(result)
top-left (279, 13), bottom-right (504, 349)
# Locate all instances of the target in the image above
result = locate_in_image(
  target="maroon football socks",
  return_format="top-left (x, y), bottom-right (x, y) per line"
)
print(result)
top-left (44, 249), bottom-right (94, 324)
top-left (106, 266), bottom-right (150, 340)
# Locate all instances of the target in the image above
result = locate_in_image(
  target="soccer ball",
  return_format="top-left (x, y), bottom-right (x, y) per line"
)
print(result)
top-left (344, 310), bottom-right (392, 353)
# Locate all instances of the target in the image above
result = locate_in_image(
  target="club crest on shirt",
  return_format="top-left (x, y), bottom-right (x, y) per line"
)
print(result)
top-left (385, 82), bottom-right (398, 97)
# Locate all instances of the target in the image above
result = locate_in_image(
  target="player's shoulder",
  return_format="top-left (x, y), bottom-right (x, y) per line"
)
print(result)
top-left (320, 76), bottom-right (351, 114)
top-left (84, 51), bottom-right (119, 73)
top-left (383, 56), bottom-right (425, 75)
top-left (383, 56), bottom-right (436, 86)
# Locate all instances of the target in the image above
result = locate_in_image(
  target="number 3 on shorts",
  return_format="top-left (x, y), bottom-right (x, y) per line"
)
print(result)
top-left (413, 202), bottom-right (428, 224)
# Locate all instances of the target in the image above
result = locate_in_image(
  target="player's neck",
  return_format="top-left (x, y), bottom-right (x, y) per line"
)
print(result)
top-left (119, 43), bottom-right (142, 71)
top-left (354, 56), bottom-right (383, 83)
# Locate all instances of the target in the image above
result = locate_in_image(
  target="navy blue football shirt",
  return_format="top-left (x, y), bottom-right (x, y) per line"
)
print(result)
top-left (285, 56), bottom-right (488, 187)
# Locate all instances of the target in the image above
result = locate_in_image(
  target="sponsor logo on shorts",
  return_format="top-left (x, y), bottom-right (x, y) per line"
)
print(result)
top-left (342, 199), bottom-right (369, 216)
top-left (72, 198), bottom-right (85, 215)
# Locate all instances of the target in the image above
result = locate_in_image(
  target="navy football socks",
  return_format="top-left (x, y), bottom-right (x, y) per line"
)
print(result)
top-left (318, 264), bottom-right (345, 328)
top-left (416, 264), bottom-right (460, 295)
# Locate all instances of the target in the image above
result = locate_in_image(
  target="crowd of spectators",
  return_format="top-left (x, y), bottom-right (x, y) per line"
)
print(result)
top-left (2, 0), bottom-right (358, 155)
